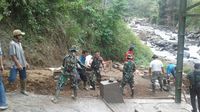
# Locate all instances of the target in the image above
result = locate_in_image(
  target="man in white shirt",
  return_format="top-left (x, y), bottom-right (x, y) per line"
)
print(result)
top-left (149, 55), bottom-right (165, 92)
top-left (85, 54), bottom-right (93, 68)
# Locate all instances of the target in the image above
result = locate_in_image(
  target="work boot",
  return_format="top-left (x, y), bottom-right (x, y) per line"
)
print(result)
top-left (83, 87), bottom-right (89, 91)
top-left (20, 80), bottom-right (28, 96)
top-left (131, 88), bottom-right (134, 97)
top-left (51, 97), bottom-right (58, 103)
top-left (83, 82), bottom-right (89, 90)
top-left (71, 86), bottom-right (77, 99)
top-left (0, 105), bottom-right (8, 110)
top-left (90, 83), bottom-right (96, 90)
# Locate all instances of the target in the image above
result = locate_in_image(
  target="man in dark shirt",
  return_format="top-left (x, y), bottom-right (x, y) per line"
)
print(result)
top-left (187, 63), bottom-right (200, 112)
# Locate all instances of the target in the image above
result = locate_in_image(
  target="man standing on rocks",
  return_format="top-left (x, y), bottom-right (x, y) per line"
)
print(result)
top-left (149, 55), bottom-right (164, 92)
top-left (187, 63), bottom-right (200, 112)
top-left (0, 43), bottom-right (8, 110)
top-left (8, 29), bottom-right (29, 96)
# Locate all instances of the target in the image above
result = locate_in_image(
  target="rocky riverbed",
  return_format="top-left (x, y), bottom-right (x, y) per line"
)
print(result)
top-left (127, 18), bottom-right (200, 65)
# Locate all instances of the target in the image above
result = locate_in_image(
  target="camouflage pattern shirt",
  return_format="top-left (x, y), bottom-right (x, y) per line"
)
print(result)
top-left (62, 55), bottom-right (78, 72)
top-left (123, 60), bottom-right (136, 79)
top-left (91, 57), bottom-right (103, 70)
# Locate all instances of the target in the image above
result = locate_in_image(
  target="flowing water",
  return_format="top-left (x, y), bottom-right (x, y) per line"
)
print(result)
top-left (128, 19), bottom-right (200, 64)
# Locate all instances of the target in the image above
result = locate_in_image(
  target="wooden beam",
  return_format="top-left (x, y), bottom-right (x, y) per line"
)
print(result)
top-left (185, 13), bottom-right (200, 17)
top-left (186, 2), bottom-right (200, 11)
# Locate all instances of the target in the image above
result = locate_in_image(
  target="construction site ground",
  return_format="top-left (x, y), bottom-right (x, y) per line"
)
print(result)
top-left (1, 67), bottom-right (192, 112)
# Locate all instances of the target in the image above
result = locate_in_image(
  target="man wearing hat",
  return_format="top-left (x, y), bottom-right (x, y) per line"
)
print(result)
top-left (149, 55), bottom-right (164, 92)
top-left (8, 29), bottom-right (29, 95)
top-left (120, 54), bottom-right (136, 97)
top-left (187, 63), bottom-right (200, 112)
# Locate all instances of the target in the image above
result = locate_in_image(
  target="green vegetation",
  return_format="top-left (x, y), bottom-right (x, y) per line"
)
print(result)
top-left (186, 0), bottom-right (200, 30)
top-left (0, 0), bottom-right (152, 67)
top-left (183, 65), bottom-right (193, 74)
top-left (126, 0), bottom-right (200, 29)
top-left (125, 0), bottom-right (159, 24)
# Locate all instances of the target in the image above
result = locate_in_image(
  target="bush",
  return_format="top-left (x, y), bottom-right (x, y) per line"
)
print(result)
top-left (0, 0), bottom-right (152, 67)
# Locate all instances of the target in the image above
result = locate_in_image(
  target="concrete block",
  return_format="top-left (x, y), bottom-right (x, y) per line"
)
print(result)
top-left (100, 80), bottom-right (124, 103)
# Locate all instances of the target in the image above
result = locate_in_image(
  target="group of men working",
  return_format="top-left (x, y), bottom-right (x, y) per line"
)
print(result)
top-left (1, 29), bottom-right (200, 112)
top-left (50, 46), bottom-right (105, 103)
top-left (149, 54), bottom-right (200, 112)
top-left (149, 55), bottom-right (176, 92)
top-left (0, 29), bottom-right (106, 108)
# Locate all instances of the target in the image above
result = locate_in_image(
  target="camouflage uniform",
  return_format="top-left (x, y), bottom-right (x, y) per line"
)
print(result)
top-left (52, 47), bottom-right (83, 103)
top-left (121, 59), bottom-right (136, 97)
top-left (90, 54), bottom-right (103, 90)
top-left (88, 69), bottom-right (96, 90)
top-left (62, 54), bottom-right (80, 93)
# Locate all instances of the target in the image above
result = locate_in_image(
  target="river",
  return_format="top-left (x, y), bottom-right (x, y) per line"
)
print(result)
top-left (128, 18), bottom-right (200, 64)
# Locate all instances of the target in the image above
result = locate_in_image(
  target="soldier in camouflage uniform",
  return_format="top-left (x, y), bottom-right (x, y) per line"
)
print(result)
top-left (187, 63), bottom-right (200, 112)
top-left (52, 46), bottom-right (84, 103)
top-left (90, 51), bottom-right (104, 90)
top-left (121, 54), bottom-right (136, 97)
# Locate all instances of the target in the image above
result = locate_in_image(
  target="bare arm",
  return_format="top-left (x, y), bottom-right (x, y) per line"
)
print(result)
top-left (11, 55), bottom-right (22, 70)
top-left (149, 68), bottom-right (151, 75)
top-left (161, 67), bottom-right (165, 75)
top-left (0, 55), bottom-right (3, 71)
top-left (100, 57), bottom-right (104, 68)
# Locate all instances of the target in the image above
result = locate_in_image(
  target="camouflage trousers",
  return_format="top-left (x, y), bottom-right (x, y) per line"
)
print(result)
top-left (55, 69), bottom-right (78, 99)
top-left (121, 74), bottom-right (134, 89)
top-left (93, 69), bottom-right (101, 83)
top-left (121, 73), bottom-right (134, 97)
top-left (85, 69), bottom-right (96, 90)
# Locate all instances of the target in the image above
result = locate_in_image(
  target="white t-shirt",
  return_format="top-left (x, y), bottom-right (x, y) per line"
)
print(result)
top-left (0, 43), bottom-right (2, 56)
top-left (149, 59), bottom-right (163, 72)
top-left (85, 55), bottom-right (93, 67)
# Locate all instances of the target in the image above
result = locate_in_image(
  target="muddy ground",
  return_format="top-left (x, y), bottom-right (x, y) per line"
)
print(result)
top-left (2, 67), bottom-right (185, 99)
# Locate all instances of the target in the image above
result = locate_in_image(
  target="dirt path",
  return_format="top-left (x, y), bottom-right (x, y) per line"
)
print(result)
top-left (3, 68), bottom-right (173, 98)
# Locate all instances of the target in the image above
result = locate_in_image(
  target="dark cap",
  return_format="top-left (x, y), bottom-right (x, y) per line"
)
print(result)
top-left (152, 54), bottom-right (158, 59)
top-left (69, 45), bottom-right (78, 52)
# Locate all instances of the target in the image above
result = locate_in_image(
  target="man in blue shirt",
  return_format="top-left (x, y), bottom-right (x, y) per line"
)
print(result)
top-left (166, 63), bottom-right (176, 85)
top-left (78, 50), bottom-right (88, 90)
top-left (0, 44), bottom-right (8, 110)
